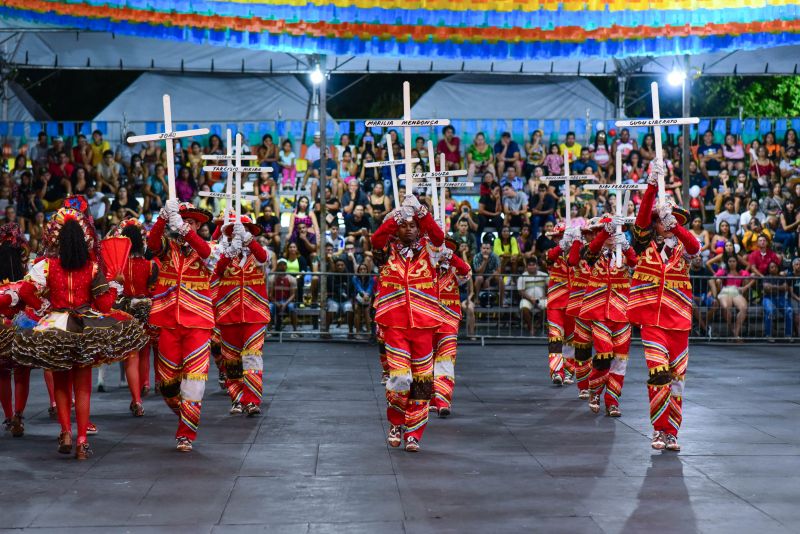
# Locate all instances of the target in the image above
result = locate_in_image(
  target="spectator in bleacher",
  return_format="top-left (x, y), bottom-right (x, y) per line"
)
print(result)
top-left (366, 181), bottom-right (391, 230)
top-left (451, 215), bottom-right (477, 259)
top-left (36, 169), bottom-right (70, 212)
top-left (29, 132), bottom-right (49, 174)
top-left (17, 185), bottom-right (43, 226)
top-left (352, 263), bottom-right (375, 339)
top-left (501, 183), bottom-right (528, 228)
top-left (46, 136), bottom-right (65, 167)
top-left (313, 185), bottom-right (340, 230)
top-left (291, 220), bottom-right (318, 265)
top-left (611, 128), bottom-right (637, 161)
top-left (762, 260), bottom-right (794, 340)
top-left (256, 202), bottom-right (281, 250)
top-left (255, 171), bottom-right (278, 215)
top-left (738, 199), bottom-right (766, 236)
top-left (96, 150), bottom-right (122, 194)
top-left (142, 140), bottom-right (160, 175)
top-left (715, 255), bottom-right (754, 341)
top-left (572, 147), bottom-right (599, 180)
top-left (467, 132), bottom-right (496, 180)
top-left (175, 166), bottom-right (197, 203)
top-left (638, 133), bottom-right (656, 169)
top-left (143, 163), bottom-right (167, 212)
top-left (523, 130), bottom-right (546, 178)
top-left (269, 259), bottom-right (299, 335)
top-left (28, 210), bottom-right (45, 253)
top-left (10, 154), bottom-right (29, 183)
top-left (326, 224), bottom-right (345, 254)
top-left (0, 186), bottom-right (11, 215)
top-left (258, 134), bottom-right (280, 176)
top-left (559, 131), bottom-right (581, 165)
top-left (88, 129), bottom-right (110, 168)
top-left (494, 131), bottom-right (522, 177)
top-left (338, 150), bottom-right (357, 181)
top-left (500, 165), bottom-right (525, 192)
top-left (335, 134), bottom-right (355, 163)
top-left (792, 183), bottom-right (800, 206)
top-left (288, 195), bottom-right (320, 240)
top-left (543, 143), bottom-right (562, 175)
top-left (344, 204), bottom-right (372, 249)
top-left (478, 182), bottom-right (503, 236)
top-left (127, 154), bottom-right (146, 195)
top-left (715, 198), bottom-right (741, 235)
top-left (357, 129), bottom-right (376, 159)
top-left (308, 153), bottom-right (336, 202)
top-left (535, 220), bottom-right (557, 264)
top-left (761, 182), bottom-right (784, 219)
top-left (85, 183), bottom-right (109, 234)
top-left (116, 132), bottom-right (144, 173)
top-left (789, 257), bottom-right (800, 336)
top-left (748, 234), bottom-right (781, 276)
top-left (589, 130), bottom-right (611, 178)
top-left (783, 128), bottom-right (799, 157)
top-left (205, 134), bottom-right (224, 156)
top-left (274, 139), bottom-right (296, 189)
top-left (71, 134), bottom-right (93, 172)
top-left (437, 125), bottom-right (461, 171)
top-left (779, 146), bottom-right (800, 181)
top-left (305, 132), bottom-right (322, 165)
top-left (493, 225), bottom-right (520, 275)
top-left (517, 256), bottom-right (547, 335)
top-left (706, 240), bottom-right (747, 272)
top-left (689, 255), bottom-right (718, 337)
top-left (341, 177), bottom-right (368, 216)
top-left (751, 146), bottom-right (775, 190)
top-left (49, 151), bottom-right (74, 182)
top-left (110, 186), bottom-right (140, 221)
top-left (689, 217), bottom-right (712, 261)
top-left (324, 257), bottom-right (354, 338)
top-left (473, 240), bottom-right (503, 307)
top-left (697, 129), bottom-right (724, 180)
top-left (777, 199), bottom-right (799, 256)
top-left (517, 223), bottom-right (537, 265)
top-left (622, 150), bottom-right (645, 184)
top-left (358, 150), bottom-right (381, 194)
top-left (763, 131), bottom-right (781, 162)
top-left (741, 219), bottom-right (772, 253)
top-left (722, 133), bottom-right (746, 174)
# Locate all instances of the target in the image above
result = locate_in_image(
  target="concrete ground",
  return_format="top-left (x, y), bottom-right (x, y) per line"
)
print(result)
top-left (0, 341), bottom-right (797, 533)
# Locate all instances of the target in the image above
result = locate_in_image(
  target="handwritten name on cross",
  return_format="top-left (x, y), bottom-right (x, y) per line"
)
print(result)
top-left (542, 151), bottom-right (595, 226)
top-left (127, 95), bottom-right (209, 200)
top-left (198, 129), bottom-right (258, 217)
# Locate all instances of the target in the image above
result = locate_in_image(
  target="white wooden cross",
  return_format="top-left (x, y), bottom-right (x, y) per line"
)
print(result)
top-left (201, 133), bottom-right (272, 220)
top-left (126, 94), bottom-right (209, 200)
top-left (363, 137), bottom-right (419, 208)
top-left (584, 148), bottom-right (647, 266)
top-left (615, 81), bottom-right (699, 204)
top-left (198, 128), bottom-right (258, 217)
top-left (364, 81), bottom-right (450, 193)
top-left (543, 152), bottom-right (595, 226)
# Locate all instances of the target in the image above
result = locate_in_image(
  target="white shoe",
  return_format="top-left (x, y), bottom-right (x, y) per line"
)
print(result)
top-left (578, 389), bottom-right (590, 400)
top-left (229, 402), bottom-right (243, 415)
top-left (651, 431), bottom-right (666, 450)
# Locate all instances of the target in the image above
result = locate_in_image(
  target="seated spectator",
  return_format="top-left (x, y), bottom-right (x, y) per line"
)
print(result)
top-left (611, 128), bottom-right (638, 162)
top-left (259, 134), bottom-right (280, 176)
top-left (689, 255), bottom-right (717, 336)
top-left (493, 225), bottom-right (521, 274)
top-left (85, 184), bottom-right (109, 234)
top-left (90, 129), bottom-right (111, 167)
top-left (688, 217), bottom-right (712, 260)
top-left (780, 146), bottom-right (800, 181)
top-left (528, 182), bottom-right (556, 238)
top-left (622, 150), bottom-right (645, 183)
top-left (344, 204), bottom-right (372, 249)
top-left (352, 263), bottom-right (375, 338)
top-left (722, 133), bottom-right (746, 174)
top-left (559, 131), bottom-right (581, 164)
top-left (517, 223), bottom-right (537, 265)
top-left (697, 129), bottom-right (723, 179)
top-left (340, 240), bottom-right (360, 273)
top-left (48, 150), bottom-right (74, 181)
top-left (366, 181), bottom-right (391, 230)
top-left (288, 196), bottom-right (320, 241)
top-left (291, 222), bottom-right (318, 263)
top-left (175, 166), bottom-right (197, 203)
top-left (110, 186), bottom-right (140, 221)
top-left (572, 147), bottom-right (598, 176)
top-left (278, 139), bottom-right (297, 189)
top-left (500, 165), bottom-right (525, 192)
top-left (711, 168), bottom-right (733, 214)
top-left (95, 150), bottom-right (122, 194)
top-left (478, 182), bottom-right (503, 236)
top-left (143, 163), bottom-right (168, 212)
top-left (715, 198), bottom-right (741, 236)
top-left (776, 199), bottom-right (800, 256)
top-left (543, 143), bottom-right (562, 176)
top-left (739, 199), bottom-right (766, 236)
top-left (127, 154), bottom-right (146, 195)
top-left (269, 258), bottom-right (299, 335)
top-left (256, 203), bottom-right (281, 250)
top-left (29, 132), bottom-right (49, 174)
top-left (341, 178), bottom-right (369, 215)
top-left (715, 255), bottom-right (754, 340)
top-left (72, 134), bottom-right (94, 172)
top-left (517, 257), bottom-right (547, 335)
top-left (748, 234), bottom-right (781, 276)
top-left (338, 150), bottom-right (357, 181)
top-left (741, 219), bottom-right (773, 253)
top-left (763, 131), bottom-right (781, 162)
top-left (324, 258), bottom-right (354, 337)
top-left (523, 130), bottom-right (546, 178)
top-left (451, 216), bottom-right (477, 259)
top-left (761, 183), bottom-right (784, 219)
top-left (436, 125), bottom-right (461, 171)
top-left (37, 169), bottom-right (71, 212)
top-left (326, 224), bottom-right (346, 254)
top-left (751, 146), bottom-right (775, 191)
top-left (706, 240), bottom-right (748, 272)
top-left (762, 261), bottom-right (794, 339)
top-left (27, 210), bottom-right (46, 253)
top-left (535, 220), bottom-right (557, 264)
top-left (639, 133), bottom-right (657, 168)
top-left (70, 167), bottom-right (91, 197)
top-left (467, 132), bottom-right (496, 179)
top-left (494, 131), bottom-right (522, 177)
top-left (314, 186), bottom-right (341, 229)
top-left (358, 151), bottom-right (381, 194)
top-left (308, 155), bottom-right (336, 201)
top-left (589, 130), bottom-right (611, 178)
top-left (472, 240), bottom-right (504, 307)
top-left (501, 183), bottom-right (528, 228)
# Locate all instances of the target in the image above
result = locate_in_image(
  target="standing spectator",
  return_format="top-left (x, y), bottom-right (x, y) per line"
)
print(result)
top-left (352, 263), bottom-right (375, 338)
top-left (776, 199), bottom-right (800, 255)
top-left (477, 182), bottom-right (503, 235)
top-left (466, 132), bottom-right (496, 179)
top-left (715, 255), bottom-right (754, 340)
top-left (436, 125), bottom-right (461, 170)
top-left (472, 241), bottom-right (503, 307)
top-left (528, 182), bottom-right (556, 238)
top-left (558, 131), bottom-right (581, 164)
top-left (89, 130), bottom-right (111, 167)
top-left (523, 130), bottom-right (546, 178)
top-left (762, 261), bottom-right (794, 340)
top-left (143, 163), bottom-right (168, 212)
top-left (493, 225), bottom-right (521, 275)
top-left (269, 259), bottom-right (299, 335)
top-left (517, 257), bottom-right (547, 335)
top-left (543, 144), bottom-right (562, 175)
top-left (29, 132), bottom-right (49, 174)
top-left (501, 184), bottom-right (528, 228)
top-left (748, 234), bottom-right (781, 275)
top-left (494, 131), bottom-right (522, 177)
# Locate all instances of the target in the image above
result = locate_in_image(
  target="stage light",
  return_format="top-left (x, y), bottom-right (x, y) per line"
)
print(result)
top-left (667, 69), bottom-right (687, 87)
top-left (310, 65), bottom-right (324, 85)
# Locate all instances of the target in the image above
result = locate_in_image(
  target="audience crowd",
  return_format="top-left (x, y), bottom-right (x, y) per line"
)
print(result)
top-left (4, 124), bottom-right (800, 339)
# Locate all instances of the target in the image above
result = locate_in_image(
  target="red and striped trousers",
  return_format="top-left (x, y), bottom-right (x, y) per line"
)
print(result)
top-left (641, 326), bottom-right (689, 437)
top-left (588, 320), bottom-right (631, 408)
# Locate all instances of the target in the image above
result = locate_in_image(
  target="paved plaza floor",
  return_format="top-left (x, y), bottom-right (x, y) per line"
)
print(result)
top-left (1, 341), bottom-right (798, 533)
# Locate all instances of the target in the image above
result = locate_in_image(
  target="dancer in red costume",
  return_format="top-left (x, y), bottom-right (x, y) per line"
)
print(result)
top-left (147, 199), bottom-right (214, 452)
top-left (544, 222), bottom-right (580, 386)
top-left (430, 239), bottom-right (471, 418)
top-left (213, 215), bottom-right (271, 417)
top-left (565, 223), bottom-right (598, 400)
top-left (114, 218), bottom-right (159, 416)
top-left (629, 162), bottom-right (699, 451)
top-left (11, 207), bottom-right (147, 459)
top-left (0, 223), bottom-right (31, 437)
top-left (580, 216), bottom-right (637, 417)
top-left (371, 195), bottom-right (444, 452)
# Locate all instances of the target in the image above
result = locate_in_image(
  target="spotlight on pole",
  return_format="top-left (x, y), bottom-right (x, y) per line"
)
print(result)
top-left (667, 69), bottom-right (687, 87)
top-left (310, 65), bottom-right (324, 85)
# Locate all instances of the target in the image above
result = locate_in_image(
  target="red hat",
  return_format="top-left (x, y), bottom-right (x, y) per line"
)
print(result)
top-left (546, 222), bottom-right (566, 237)
top-left (443, 238), bottom-right (458, 252)
top-left (178, 202), bottom-right (211, 225)
top-left (221, 214), bottom-right (262, 237)
top-left (651, 203), bottom-right (690, 227)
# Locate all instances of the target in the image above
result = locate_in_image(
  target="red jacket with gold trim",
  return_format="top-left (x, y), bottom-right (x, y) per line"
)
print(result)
top-left (565, 240), bottom-right (590, 318)
top-left (147, 217), bottom-right (214, 330)
top-left (545, 241), bottom-right (578, 310)
top-left (371, 212), bottom-right (445, 330)
top-left (212, 241), bottom-right (271, 325)
top-left (437, 252), bottom-right (471, 333)
top-left (629, 182), bottom-right (700, 331)
top-left (578, 229), bottom-right (637, 323)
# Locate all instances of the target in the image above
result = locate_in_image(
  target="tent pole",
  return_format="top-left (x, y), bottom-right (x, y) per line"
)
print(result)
top-left (616, 75), bottom-right (627, 118)
top-left (681, 54), bottom-right (692, 210)
top-left (317, 54), bottom-right (328, 334)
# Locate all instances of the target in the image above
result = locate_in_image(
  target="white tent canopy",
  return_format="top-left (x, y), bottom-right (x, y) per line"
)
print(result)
top-left (2, 16), bottom-right (800, 76)
top-left (2, 81), bottom-right (51, 122)
top-left (93, 72), bottom-right (331, 122)
top-left (412, 75), bottom-right (615, 120)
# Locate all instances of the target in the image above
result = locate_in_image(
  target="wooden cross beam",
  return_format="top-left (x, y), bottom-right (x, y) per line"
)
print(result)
top-left (198, 129), bottom-right (258, 216)
top-left (542, 152), bottom-right (595, 226)
top-left (127, 94), bottom-right (209, 200)
top-left (362, 135), bottom-right (404, 208)
top-left (615, 81), bottom-right (699, 204)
